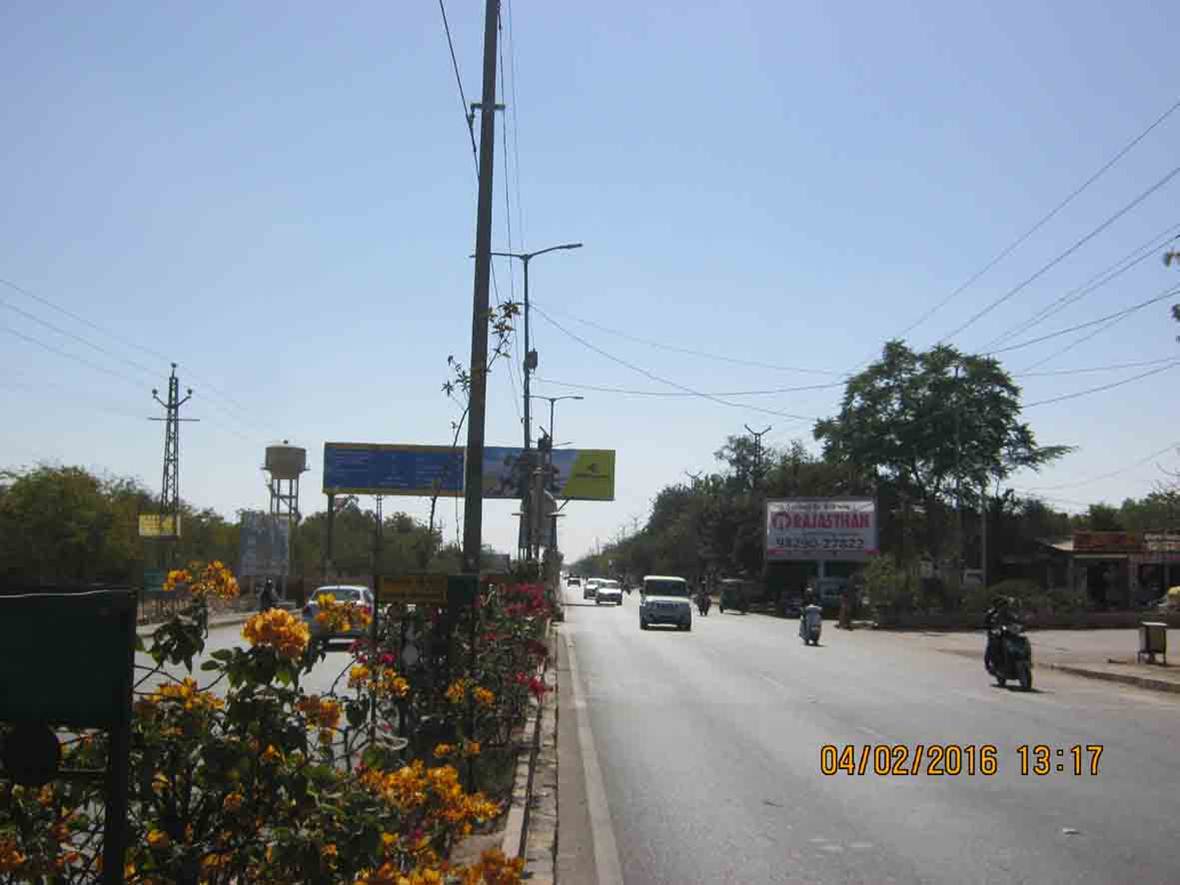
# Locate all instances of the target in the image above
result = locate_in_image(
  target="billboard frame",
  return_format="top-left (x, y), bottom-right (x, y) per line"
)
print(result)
top-left (765, 496), bottom-right (879, 563)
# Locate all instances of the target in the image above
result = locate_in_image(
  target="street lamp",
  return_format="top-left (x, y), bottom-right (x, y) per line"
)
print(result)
top-left (479, 242), bottom-right (584, 557)
top-left (529, 394), bottom-right (584, 558)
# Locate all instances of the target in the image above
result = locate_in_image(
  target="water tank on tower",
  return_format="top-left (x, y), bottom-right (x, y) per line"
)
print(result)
top-left (264, 441), bottom-right (308, 524)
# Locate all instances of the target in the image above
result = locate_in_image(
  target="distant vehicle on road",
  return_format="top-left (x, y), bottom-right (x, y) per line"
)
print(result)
top-left (639, 575), bottom-right (692, 631)
top-left (595, 579), bottom-right (623, 606)
top-left (718, 578), bottom-right (756, 614)
top-left (583, 578), bottom-right (600, 601)
top-left (303, 584), bottom-right (374, 645)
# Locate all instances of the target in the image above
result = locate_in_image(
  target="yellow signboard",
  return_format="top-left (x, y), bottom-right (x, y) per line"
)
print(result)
top-left (378, 574), bottom-right (449, 605)
top-left (559, 449), bottom-right (616, 501)
top-left (138, 514), bottom-right (181, 538)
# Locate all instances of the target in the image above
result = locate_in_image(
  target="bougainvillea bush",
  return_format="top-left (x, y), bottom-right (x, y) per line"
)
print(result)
top-left (0, 562), bottom-right (549, 884)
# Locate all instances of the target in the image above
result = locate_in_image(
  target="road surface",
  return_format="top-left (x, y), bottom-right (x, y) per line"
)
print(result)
top-left (557, 589), bottom-right (1180, 884)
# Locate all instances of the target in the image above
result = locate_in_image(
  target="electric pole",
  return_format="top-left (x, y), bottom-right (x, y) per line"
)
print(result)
top-left (953, 362), bottom-right (963, 586)
top-left (150, 363), bottom-right (197, 569)
top-left (460, 0), bottom-right (501, 575)
top-left (744, 424), bottom-right (772, 490)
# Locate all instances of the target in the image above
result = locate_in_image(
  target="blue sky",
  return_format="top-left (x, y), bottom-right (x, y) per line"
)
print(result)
top-left (2, 0), bottom-right (1178, 561)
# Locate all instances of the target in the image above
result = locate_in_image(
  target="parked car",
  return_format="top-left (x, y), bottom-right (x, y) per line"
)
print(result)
top-left (583, 578), bottom-right (600, 601)
top-left (595, 579), bottom-right (623, 605)
top-left (303, 584), bottom-right (374, 645)
top-left (639, 575), bottom-right (692, 631)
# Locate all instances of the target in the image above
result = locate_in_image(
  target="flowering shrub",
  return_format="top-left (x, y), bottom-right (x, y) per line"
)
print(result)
top-left (0, 561), bottom-right (544, 884)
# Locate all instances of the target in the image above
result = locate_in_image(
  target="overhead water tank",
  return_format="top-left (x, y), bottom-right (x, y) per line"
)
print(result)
top-left (264, 442), bottom-right (308, 480)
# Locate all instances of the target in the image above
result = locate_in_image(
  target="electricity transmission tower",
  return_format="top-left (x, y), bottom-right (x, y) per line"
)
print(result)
top-left (150, 363), bottom-right (197, 566)
top-left (745, 424), bottom-right (773, 489)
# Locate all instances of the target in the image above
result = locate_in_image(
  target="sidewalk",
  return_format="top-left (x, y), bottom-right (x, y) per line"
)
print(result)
top-left (913, 628), bottom-right (1180, 694)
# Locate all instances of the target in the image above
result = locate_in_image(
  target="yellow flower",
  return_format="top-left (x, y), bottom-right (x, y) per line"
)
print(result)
top-left (445, 679), bottom-right (468, 704)
top-left (350, 664), bottom-right (371, 689)
top-left (222, 792), bottom-right (244, 813)
top-left (242, 608), bottom-right (310, 659)
top-left (376, 669), bottom-right (410, 699)
top-left (147, 829), bottom-right (170, 850)
top-left (163, 569), bottom-right (191, 592)
top-left (473, 687), bottom-right (495, 708)
top-left (318, 728), bottom-right (334, 746)
top-left (261, 744), bottom-right (282, 765)
top-left (433, 743), bottom-right (454, 759)
top-left (297, 695), bottom-right (343, 729)
top-left (463, 740), bottom-right (481, 757)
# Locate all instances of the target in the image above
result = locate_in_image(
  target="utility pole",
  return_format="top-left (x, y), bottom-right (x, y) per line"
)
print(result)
top-left (745, 424), bottom-right (772, 490)
top-left (150, 363), bottom-right (196, 569)
top-left (980, 483), bottom-right (988, 589)
top-left (953, 363), bottom-right (963, 586)
top-left (460, 0), bottom-right (501, 575)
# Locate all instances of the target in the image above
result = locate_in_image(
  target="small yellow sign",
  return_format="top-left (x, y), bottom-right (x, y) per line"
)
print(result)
top-left (378, 574), bottom-right (449, 605)
top-left (139, 514), bottom-right (181, 538)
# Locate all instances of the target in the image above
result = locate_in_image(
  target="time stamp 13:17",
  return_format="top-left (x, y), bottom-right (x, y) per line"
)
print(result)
top-left (819, 744), bottom-right (1104, 777)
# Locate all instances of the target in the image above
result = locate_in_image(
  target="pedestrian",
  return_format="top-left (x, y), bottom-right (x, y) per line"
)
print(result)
top-left (839, 587), bottom-right (851, 630)
top-left (259, 578), bottom-right (277, 612)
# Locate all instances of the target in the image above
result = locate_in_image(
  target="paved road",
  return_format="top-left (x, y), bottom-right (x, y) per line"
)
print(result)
top-left (557, 589), bottom-right (1180, 884)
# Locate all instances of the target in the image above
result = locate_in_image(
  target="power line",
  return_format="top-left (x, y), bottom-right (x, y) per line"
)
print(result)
top-left (1018, 358), bottom-right (1177, 377)
top-left (529, 299), bottom-right (845, 375)
top-left (1021, 440), bottom-right (1180, 491)
top-left (0, 275), bottom-right (268, 426)
top-left (983, 224), bottom-right (1180, 349)
top-left (0, 378), bottom-right (144, 421)
top-left (985, 284), bottom-right (1180, 355)
top-left (880, 94), bottom-right (1180, 349)
top-left (533, 376), bottom-right (846, 397)
top-left (1, 298), bottom-right (160, 380)
top-left (437, 0), bottom-right (478, 166)
top-left (1022, 361), bottom-right (1179, 408)
top-left (530, 305), bottom-right (819, 423)
top-left (939, 163), bottom-right (1180, 343)
top-left (3, 325), bottom-right (150, 389)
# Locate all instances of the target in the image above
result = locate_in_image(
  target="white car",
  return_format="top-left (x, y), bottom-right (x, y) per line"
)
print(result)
top-left (303, 584), bottom-right (374, 644)
top-left (639, 575), bottom-right (692, 631)
top-left (595, 579), bottom-right (623, 606)
top-left (583, 578), bottom-right (600, 601)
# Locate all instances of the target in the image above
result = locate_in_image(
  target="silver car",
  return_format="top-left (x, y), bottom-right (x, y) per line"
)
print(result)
top-left (595, 579), bottom-right (623, 606)
top-left (303, 584), bottom-right (374, 644)
top-left (639, 575), bottom-right (692, 631)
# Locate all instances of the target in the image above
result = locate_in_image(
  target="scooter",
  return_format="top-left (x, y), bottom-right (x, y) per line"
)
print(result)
top-left (986, 623), bottom-right (1033, 691)
top-left (799, 604), bottom-right (822, 646)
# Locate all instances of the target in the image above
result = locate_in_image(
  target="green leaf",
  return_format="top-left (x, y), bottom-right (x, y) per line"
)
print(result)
top-left (200, 660), bottom-right (221, 672)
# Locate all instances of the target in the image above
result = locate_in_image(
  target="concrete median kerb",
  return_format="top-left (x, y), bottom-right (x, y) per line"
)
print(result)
top-left (501, 621), bottom-right (559, 880)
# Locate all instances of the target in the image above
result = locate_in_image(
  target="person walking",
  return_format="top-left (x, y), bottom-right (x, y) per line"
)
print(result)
top-left (259, 578), bottom-right (278, 612)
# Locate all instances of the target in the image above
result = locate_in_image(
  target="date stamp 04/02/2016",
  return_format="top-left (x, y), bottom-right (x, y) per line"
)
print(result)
top-left (819, 744), bottom-right (1104, 777)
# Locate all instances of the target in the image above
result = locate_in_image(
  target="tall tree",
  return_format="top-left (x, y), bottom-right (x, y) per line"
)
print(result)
top-left (814, 341), bottom-right (1072, 559)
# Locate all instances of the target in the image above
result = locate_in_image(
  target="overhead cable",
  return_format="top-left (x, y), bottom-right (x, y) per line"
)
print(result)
top-left (983, 224), bottom-right (1180, 349)
top-left (939, 163), bottom-right (1180, 343)
top-left (881, 94), bottom-right (1180, 348)
top-left (985, 284), bottom-right (1180, 355)
top-left (1022, 361), bottom-right (1179, 408)
top-left (529, 300), bottom-right (844, 375)
top-left (530, 305), bottom-right (819, 423)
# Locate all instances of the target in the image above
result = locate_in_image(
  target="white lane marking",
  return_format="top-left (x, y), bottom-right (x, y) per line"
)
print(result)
top-left (856, 725), bottom-right (886, 740)
top-left (564, 628), bottom-right (625, 885)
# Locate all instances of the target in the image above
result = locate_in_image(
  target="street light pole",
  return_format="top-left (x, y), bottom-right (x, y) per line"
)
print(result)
top-left (489, 243), bottom-right (583, 560)
top-left (529, 394), bottom-right (583, 557)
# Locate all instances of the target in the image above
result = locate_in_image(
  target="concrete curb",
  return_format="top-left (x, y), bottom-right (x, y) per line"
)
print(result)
top-left (938, 648), bottom-right (1180, 695)
top-left (501, 623), bottom-right (558, 882)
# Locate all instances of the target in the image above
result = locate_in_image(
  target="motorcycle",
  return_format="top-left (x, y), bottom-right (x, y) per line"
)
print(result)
top-left (799, 603), bottom-right (822, 646)
top-left (696, 592), bottom-right (711, 616)
top-left (986, 623), bottom-right (1033, 691)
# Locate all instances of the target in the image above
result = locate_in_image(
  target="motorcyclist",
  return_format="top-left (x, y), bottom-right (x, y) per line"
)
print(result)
top-left (259, 578), bottom-right (278, 612)
top-left (984, 596), bottom-right (1018, 671)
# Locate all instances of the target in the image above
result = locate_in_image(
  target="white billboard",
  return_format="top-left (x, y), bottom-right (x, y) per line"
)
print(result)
top-left (766, 498), bottom-right (878, 562)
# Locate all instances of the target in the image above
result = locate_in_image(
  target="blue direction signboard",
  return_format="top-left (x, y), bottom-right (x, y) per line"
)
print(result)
top-left (323, 443), bottom-right (464, 497)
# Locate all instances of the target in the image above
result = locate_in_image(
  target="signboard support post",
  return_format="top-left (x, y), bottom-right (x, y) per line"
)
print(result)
top-left (101, 603), bottom-right (134, 885)
top-left (326, 495), bottom-right (335, 580)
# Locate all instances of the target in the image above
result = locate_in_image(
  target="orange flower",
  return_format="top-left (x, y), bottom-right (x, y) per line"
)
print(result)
top-left (242, 609), bottom-right (310, 659)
